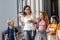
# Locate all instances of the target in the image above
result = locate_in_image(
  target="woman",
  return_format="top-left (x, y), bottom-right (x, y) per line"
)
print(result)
top-left (46, 16), bottom-right (58, 40)
top-left (18, 5), bottom-right (36, 40)
top-left (35, 11), bottom-right (48, 40)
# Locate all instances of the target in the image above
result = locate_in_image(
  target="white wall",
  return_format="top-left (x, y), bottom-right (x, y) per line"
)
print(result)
top-left (0, 0), bottom-right (17, 40)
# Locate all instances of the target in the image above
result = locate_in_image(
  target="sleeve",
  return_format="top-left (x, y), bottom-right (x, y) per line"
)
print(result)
top-left (5, 29), bottom-right (8, 34)
top-left (55, 24), bottom-right (58, 28)
top-left (53, 24), bottom-right (58, 30)
top-left (45, 22), bottom-right (48, 29)
top-left (47, 24), bottom-right (50, 29)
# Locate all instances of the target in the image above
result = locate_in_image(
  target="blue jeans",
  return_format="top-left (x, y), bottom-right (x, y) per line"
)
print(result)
top-left (23, 30), bottom-right (36, 40)
top-left (35, 30), bottom-right (47, 40)
top-left (47, 36), bottom-right (56, 40)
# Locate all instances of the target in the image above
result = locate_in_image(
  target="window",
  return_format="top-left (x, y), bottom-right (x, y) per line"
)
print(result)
top-left (18, 0), bottom-right (27, 13)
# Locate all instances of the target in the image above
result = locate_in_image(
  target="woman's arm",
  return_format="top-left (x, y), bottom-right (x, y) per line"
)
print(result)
top-left (36, 26), bottom-right (39, 32)
top-left (46, 29), bottom-right (51, 33)
top-left (46, 24), bottom-right (51, 33)
top-left (35, 21), bottom-right (39, 32)
top-left (18, 16), bottom-right (24, 26)
top-left (5, 34), bottom-right (8, 40)
top-left (19, 20), bottom-right (24, 26)
top-left (56, 32), bottom-right (59, 40)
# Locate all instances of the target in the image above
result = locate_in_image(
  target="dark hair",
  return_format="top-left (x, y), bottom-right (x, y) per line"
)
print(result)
top-left (51, 15), bottom-right (58, 23)
top-left (23, 5), bottom-right (31, 16)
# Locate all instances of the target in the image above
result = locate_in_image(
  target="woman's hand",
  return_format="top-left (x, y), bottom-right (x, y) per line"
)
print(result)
top-left (18, 16), bottom-right (24, 26)
top-left (50, 31), bottom-right (54, 34)
top-left (18, 16), bottom-right (21, 21)
top-left (28, 19), bottom-right (36, 24)
top-left (46, 29), bottom-right (52, 33)
top-left (28, 20), bottom-right (33, 23)
top-left (46, 29), bottom-right (56, 35)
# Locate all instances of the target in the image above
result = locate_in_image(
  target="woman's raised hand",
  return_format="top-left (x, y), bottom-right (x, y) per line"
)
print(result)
top-left (18, 16), bottom-right (21, 21)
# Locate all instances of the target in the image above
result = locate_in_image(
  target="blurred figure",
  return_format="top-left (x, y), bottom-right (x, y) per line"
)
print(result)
top-left (35, 11), bottom-right (48, 40)
top-left (56, 23), bottom-right (60, 40)
top-left (18, 5), bottom-right (36, 40)
top-left (5, 19), bottom-right (18, 40)
top-left (46, 16), bottom-right (58, 40)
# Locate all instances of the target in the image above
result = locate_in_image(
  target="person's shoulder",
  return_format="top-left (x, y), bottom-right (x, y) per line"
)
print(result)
top-left (55, 24), bottom-right (58, 27)
top-left (52, 24), bottom-right (58, 28)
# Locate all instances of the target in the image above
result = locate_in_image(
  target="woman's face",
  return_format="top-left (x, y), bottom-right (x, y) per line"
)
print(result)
top-left (50, 17), bottom-right (55, 23)
top-left (39, 13), bottom-right (44, 19)
top-left (25, 7), bottom-right (31, 15)
top-left (10, 21), bottom-right (14, 27)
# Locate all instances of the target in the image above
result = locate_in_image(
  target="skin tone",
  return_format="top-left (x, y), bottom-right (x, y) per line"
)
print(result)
top-left (9, 20), bottom-right (14, 28)
top-left (39, 13), bottom-right (44, 20)
top-left (58, 23), bottom-right (60, 29)
top-left (50, 17), bottom-right (56, 24)
top-left (25, 7), bottom-right (31, 15)
top-left (5, 34), bottom-right (8, 40)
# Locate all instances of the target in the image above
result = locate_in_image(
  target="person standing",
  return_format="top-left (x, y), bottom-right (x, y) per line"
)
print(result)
top-left (46, 16), bottom-right (58, 40)
top-left (5, 19), bottom-right (18, 40)
top-left (35, 11), bottom-right (48, 40)
top-left (18, 5), bottom-right (36, 40)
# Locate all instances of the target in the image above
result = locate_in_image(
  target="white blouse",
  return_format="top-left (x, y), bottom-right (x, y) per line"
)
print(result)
top-left (21, 15), bottom-right (35, 30)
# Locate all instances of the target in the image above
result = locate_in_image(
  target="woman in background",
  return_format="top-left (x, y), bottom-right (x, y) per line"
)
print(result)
top-left (35, 11), bottom-right (48, 40)
top-left (46, 16), bottom-right (58, 40)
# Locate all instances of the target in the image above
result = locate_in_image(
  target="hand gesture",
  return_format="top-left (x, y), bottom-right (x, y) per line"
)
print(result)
top-left (18, 16), bottom-right (21, 21)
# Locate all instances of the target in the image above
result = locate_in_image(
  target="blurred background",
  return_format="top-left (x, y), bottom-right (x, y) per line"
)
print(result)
top-left (0, 0), bottom-right (60, 40)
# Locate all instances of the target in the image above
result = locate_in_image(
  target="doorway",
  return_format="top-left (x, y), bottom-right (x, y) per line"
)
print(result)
top-left (51, 0), bottom-right (58, 17)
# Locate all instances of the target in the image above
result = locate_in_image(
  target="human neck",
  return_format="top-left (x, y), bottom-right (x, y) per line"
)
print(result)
top-left (9, 26), bottom-right (13, 29)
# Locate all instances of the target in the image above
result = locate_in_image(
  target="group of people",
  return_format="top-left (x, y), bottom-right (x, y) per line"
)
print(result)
top-left (5, 5), bottom-right (60, 40)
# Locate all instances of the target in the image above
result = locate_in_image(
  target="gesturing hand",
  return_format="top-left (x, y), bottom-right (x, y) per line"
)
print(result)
top-left (18, 16), bottom-right (21, 21)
